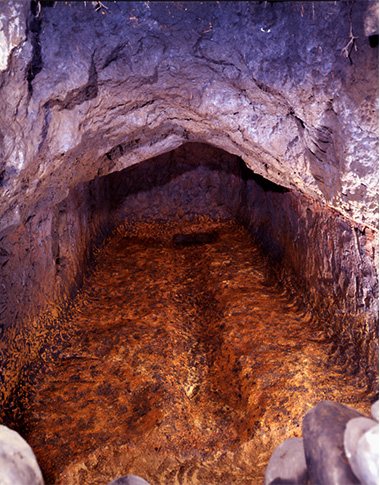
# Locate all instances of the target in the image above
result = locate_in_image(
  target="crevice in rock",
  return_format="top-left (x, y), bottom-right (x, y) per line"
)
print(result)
top-left (26, 0), bottom-right (43, 97)
top-left (102, 42), bottom-right (130, 70)
top-left (62, 56), bottom-right (98, 110)
top-left (369, 34), bottom-right (379, 48)
top-left (38, 103), bottom-right (51, 152)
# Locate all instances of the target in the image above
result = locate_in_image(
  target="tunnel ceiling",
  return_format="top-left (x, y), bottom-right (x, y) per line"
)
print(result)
top-left (0, 0), bottom-right (378, 231)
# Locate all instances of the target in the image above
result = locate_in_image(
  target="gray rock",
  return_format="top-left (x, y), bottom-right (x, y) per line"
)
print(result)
top-left (356, 424), bottom-right (380, 485)
top-left (0, 425), bottom-right (44, 485)
top-left (303, 400), bottom-right (363, 485)
top-left (371, 401), bottom-right (379, 422)
top-left (264, 437), bottom-right (309, 485)
top-left (344, 417), bottom-right (378, 482)
top-left (108, 476), bottom-right (151, 485)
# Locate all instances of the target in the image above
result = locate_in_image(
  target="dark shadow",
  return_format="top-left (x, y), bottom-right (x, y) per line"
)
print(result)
top-left (369, 34), bottom-right (379, 48)
top-left (105, 142), bottom-right (242, 210)
top-left (239, 160), bottom-right (290, 193)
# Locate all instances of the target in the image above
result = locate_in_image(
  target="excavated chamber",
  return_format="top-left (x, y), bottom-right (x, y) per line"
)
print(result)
top-left (0, 0), bottom-right (378, 483)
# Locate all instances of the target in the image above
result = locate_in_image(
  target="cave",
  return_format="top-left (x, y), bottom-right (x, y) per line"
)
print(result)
top-left (0, 1), bottom-right (378, 484)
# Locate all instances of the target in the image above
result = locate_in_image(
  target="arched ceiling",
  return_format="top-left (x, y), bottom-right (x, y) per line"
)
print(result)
top-left (0, 0), bottom-right (378, 231)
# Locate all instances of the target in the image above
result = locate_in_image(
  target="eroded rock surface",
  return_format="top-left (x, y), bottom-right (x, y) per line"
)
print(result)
top-left (0, 1), bottom-right (378, 231)
top-left (0, 0), bottom-right (378, 458)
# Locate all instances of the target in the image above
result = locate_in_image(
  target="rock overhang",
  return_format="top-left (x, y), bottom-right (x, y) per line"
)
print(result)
top-left (0, 0), bottom-right (378, 233)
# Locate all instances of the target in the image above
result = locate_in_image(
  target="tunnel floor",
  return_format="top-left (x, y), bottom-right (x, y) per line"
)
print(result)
top-left (17, 218), bottom-right (371, 484)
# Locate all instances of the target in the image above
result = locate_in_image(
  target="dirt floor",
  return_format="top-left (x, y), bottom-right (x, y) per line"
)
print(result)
top-left (8, 219), bottom-right (372, 484)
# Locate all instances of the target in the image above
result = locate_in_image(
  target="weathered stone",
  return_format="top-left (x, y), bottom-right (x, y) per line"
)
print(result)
top-left (0, 425), bottom-right (44, 485)
top-left (364, 2), bottom-right (379, 37)
top-left (356, 424), bottom-right (380, 485)
top-left (0, 1), bottom-right (377, 231)
top-left (0, 0), bottom-right (28, 71)
top-left (108, 476), bottom-right (151, 485)
top-left (302, 400), bottom-right (364, 485)
top-left (371, 400), bottom-right (379, 422)
top-left (264, 437), bottom-right (309, 485)
top-left (344, 417), bottom-right (378, 481)
top-left (0, 0), bottom-right (377, 463)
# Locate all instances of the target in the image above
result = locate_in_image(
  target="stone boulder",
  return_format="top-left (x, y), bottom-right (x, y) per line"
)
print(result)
top-left (264, 437), bottom-right (309, 485)
top-left (302, 400), bottom-right (363, 484)
top-left (0, 425), bottom-right (44, 485)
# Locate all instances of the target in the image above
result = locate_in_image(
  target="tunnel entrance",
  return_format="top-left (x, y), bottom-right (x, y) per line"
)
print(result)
top-left (0, 143), bottom-right (376, 484)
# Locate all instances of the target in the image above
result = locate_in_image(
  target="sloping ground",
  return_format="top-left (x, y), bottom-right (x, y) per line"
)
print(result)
top-left (15, 219), bottom-right (371, 484)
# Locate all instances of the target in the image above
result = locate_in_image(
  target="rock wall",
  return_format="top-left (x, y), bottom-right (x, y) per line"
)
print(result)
top-left (0, 1), bottom-right (378, 402)
top-left (0, 1), bottom-right (378, 231)
top-left (237, 169), bottom-right (379, 388)
top-left (107, 143), bottom-right (243, 223)
top-left (0, 176), bottom-right (114, 404)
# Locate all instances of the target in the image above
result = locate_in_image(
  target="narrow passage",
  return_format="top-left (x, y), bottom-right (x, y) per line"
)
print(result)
top-left (20, 219), bottom-right (370, 484)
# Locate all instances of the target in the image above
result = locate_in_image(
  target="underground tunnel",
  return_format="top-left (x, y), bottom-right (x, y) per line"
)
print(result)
top-left (0, 1), bottom-right (378, 484)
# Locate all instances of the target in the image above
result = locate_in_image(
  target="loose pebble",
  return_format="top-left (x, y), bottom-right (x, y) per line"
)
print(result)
top-left (264, 437), bottom-right (309, 485)
top-left (356, 424), bottom-right (380, 485)
top-left (0, 425), bottom-right (44, 485)
top-left (302, 400), bottom-right (363, 484)
top-left (344, 417), bottom-right (378, 482)
top-left (108, 476), bottom-right (151, 485)
top-left (371, 401), bottom-right (379, 422)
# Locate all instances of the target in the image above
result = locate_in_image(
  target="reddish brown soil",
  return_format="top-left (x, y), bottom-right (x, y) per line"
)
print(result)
top-left (13, 219), bottom-right (371, 484)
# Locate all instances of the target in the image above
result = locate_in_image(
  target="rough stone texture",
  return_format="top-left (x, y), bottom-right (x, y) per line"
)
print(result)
top-left (303, 400), bottom-right (364, 485)
top-left (344, 416), bottom-right (378, 482)
top-left (108, 476), bottom-right (151, 485)
top-left (264, 437), bottom-right (309, 485)
top-left (237, 170), bottom-right (379, 386)
top-left (356, 423), bottom-right (380, 485)
top-left (0, 0), bottom-right (378, 429)
top-left (0, 0), bottom-right (28, 71)
top-left (0, 424), bottom-right (44, 485)
top-left (0, 1), bottom-right (378, 231)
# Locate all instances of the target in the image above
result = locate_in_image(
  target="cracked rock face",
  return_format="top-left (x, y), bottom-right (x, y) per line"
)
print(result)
top-left (0, 0), bottom-right (378, 231)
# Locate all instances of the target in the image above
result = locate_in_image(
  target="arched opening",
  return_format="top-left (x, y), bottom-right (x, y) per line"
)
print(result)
top-left (0, 1), bottom-right (378, 483)
top-left (0, 142), bottom-right (377, 483)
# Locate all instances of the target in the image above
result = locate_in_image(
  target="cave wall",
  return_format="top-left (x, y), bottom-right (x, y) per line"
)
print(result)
top-left (107, 143), bottom-right (243, 223)
top-left (237, 173), bottom-right (379, 385)
top-left (0, 176), bottom-right (114, 404)
top-left (0, 1), bottom-right (378, 231)
top-left (0, 177), bottom-right (114, 331)
top-left (0, 1), bottom-right (378, 402)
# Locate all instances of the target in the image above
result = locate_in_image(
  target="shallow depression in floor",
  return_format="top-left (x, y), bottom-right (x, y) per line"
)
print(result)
top-left (13, 219), bottom-right (371, 485)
